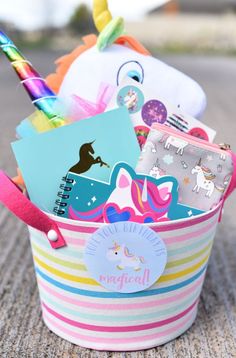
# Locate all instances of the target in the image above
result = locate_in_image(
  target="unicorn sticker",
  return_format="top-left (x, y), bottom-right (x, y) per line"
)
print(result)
top-left (164, 136), bottom-right (189, 156)
top-left (107, 242), bottom-right (145, 271)
top-left (191, 159), bottom-right (216, 198)
top-left (123, 88), bottom-right (138, 112)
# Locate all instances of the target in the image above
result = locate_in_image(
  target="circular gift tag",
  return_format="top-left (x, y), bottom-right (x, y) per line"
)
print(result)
top-left (84, 222), bottom-right (167, 293)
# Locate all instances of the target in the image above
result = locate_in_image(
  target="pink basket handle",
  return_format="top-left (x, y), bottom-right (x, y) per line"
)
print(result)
top-left (0, 170), bottom-right (66, 249)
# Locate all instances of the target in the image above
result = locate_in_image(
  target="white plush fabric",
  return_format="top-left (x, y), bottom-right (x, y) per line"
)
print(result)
top-left (58, 44), bottom-right (207, 119)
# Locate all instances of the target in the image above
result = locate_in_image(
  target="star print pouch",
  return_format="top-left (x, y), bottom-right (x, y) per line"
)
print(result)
top-left (136, 123), bottom-right (234, 212)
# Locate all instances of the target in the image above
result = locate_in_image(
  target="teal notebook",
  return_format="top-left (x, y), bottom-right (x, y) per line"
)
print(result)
top-left (12, 108), bottom-right (140, 212)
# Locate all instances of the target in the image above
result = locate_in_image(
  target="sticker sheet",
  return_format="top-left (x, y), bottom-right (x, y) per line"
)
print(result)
top-left (107, 77), bottom-right (216, 146)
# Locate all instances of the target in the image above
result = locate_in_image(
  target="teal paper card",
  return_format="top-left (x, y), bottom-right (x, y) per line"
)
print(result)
top-left (12, 108), bottom-right (140, 211)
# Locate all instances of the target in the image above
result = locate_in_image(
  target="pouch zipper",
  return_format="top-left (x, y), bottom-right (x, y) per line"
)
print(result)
top-left (152, 123), bottom-right (231, 157)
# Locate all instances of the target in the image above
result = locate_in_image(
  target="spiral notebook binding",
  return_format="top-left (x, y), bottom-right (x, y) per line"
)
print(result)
top-left (53, 176), bottom-right (75, 216)
top-left (59, 184), bottom-right (72, 191)
top-left (57, 191), bottom-right (70, 199)
top-left (62, 176), bottom-right (74, 184)
top-left (53, 207), bottom-right (66, 215)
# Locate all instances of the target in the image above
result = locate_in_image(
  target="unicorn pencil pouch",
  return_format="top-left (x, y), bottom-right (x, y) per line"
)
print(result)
top-left (136, 123), bottom-right (234, 212)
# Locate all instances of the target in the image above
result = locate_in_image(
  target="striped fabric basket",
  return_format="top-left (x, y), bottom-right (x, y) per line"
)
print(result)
top-left (28, 205), bottom-right (221, 351)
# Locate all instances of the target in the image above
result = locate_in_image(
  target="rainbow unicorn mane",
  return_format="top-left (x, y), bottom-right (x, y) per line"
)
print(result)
top-left (68, 202), bottom-right (104, 222)
top-left (201, 165), bottom-right (216, 181)
top-left (124, 246), bottom-right (134, 258)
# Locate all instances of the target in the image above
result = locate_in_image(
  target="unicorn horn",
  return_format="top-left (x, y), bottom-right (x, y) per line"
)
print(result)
top-left (198, 158), bottom-right (202, 166)
top-left (0, 31), bottom-right (66, 128)
top-left (93, 0), bottom-right (125, 51)
top-left (141, 178), bottom-right (148, 203)
top-left (93, 0), bottom-right (113, 33)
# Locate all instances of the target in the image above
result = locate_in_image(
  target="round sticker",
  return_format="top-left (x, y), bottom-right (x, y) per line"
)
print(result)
top-left (142, 99), bottom-right (167, 126)
top-left (134, 125), bottom-right (150, 148)
top-left (117, 85), bottom-right (144, 114)
top-left (188, 127), bottom-right (209, 141)
top-left (84, 222), bottom-right (167, 293)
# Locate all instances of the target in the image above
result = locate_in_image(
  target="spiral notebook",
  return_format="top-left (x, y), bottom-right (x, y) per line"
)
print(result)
top-left (12, 107), bottom-right (140, 212)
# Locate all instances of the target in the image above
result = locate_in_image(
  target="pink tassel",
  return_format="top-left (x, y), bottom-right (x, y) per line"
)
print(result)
top-left (70, 83), bottom-right (116, 121)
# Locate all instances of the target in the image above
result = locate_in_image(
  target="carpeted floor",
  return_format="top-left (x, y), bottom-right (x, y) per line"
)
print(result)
top-left (0, 52), bottom-right (236, 357)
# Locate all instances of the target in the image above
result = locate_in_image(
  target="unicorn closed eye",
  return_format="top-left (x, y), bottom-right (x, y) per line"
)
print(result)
top-left (107, 242), bottom-right (145, 271)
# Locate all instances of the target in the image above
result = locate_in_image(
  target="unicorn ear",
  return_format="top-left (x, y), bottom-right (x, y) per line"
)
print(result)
top-left (158, 182), bottom-right (173, 200)
top-left (116, 168), bottom-right (132, 189)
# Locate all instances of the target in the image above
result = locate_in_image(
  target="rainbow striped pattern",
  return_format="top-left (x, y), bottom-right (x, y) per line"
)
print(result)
top-left (28, 206), bottom-right (221, 351)
top-left (0, 31), bottom-right (66, 127)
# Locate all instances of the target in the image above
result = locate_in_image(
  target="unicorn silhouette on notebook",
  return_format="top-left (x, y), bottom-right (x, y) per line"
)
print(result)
top-left (69, 141), bottom-right (110, 175)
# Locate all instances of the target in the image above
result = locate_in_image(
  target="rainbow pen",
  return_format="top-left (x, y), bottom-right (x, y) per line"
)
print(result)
top-left (0, 30), bottom-right (67, 128)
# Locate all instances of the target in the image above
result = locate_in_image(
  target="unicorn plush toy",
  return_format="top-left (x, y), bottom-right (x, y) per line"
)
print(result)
top-left (0, 0), bottom-right (207, 187)
top-left (46, 0), bottom-right (207, 120)
top-left (0, 0), bottom-right (207, 124)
